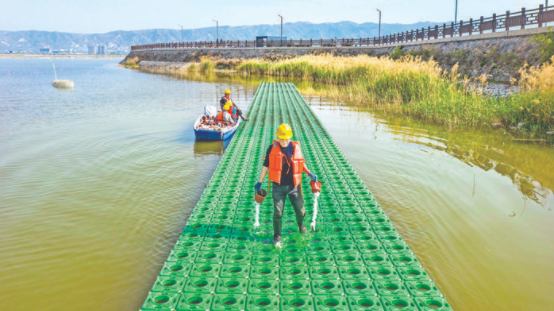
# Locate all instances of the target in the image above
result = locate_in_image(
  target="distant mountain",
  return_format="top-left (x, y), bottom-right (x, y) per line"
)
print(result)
top-left (0, 21), bottom-right (443, 53)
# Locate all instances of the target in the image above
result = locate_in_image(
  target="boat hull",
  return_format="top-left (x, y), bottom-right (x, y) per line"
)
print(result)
top-left (193, 116), bottom-right (241, 141)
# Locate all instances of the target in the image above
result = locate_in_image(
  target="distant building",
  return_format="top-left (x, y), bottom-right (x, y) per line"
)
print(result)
top-left (39, 48), bottom-right (51, 54)
top-left (96, 45), bottom-right (105, 55)
top-left (256, 36), bottom-right (287, 47)
top-left (88, 44), bottom-right (95, 54)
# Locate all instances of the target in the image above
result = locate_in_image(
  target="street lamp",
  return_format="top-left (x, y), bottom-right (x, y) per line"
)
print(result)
top-left (177, 24), bottom-right (184, 42)
top-left (546, 1), bottom-right (549, 27)
top-left (213, 19), bottom-right (218, 47)
top-left (278, 14), bottom-right (283, 47)
top-left (455, 0), bottom-right (459, 24)
top-left (376, 9), bottom-right (381, 39)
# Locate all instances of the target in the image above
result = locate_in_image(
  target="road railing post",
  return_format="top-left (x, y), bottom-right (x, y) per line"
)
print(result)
top-left (506, 11), bottom-right (510, 32)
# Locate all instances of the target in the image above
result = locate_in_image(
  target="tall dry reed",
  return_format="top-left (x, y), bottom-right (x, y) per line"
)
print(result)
top-left (518, 56), bottom-right (554, 92)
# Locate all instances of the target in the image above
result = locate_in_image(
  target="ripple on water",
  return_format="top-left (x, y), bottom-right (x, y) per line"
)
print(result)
top-left (306, 99), bottom-right (554, 311)
top-left (0, 59), bottom-right (257, 311)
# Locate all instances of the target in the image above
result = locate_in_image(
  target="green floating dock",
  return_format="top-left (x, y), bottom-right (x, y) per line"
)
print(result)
top-left (141, 83), bottom-right (452, 311)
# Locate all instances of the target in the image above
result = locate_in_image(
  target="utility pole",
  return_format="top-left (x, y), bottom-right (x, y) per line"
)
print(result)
top-left (278, 15), bottom-right (283, 47)
top-left (177, 24), bottom-right (184, 42)
top-left (376, 9), bottom-right (381, 39)
top-left (547, 0), bottom-right (549, 27)
top-left (455, 0), bottom-right (459, 25)
top-left (213, 19), bottom-right (218, 47)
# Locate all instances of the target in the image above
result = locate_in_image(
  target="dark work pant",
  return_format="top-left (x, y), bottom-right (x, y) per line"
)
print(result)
top-left (237, 108), bottom-right (247, 121)
top-left (272, 183), bottom-right (305, 242)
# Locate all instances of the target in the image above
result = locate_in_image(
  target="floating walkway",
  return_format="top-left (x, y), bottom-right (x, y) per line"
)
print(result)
top-left (141, 83), bottom-right (452, 311)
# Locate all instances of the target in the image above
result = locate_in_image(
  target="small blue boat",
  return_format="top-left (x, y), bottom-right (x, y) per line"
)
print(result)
top-left (193, 115), bottom-right (242, 141)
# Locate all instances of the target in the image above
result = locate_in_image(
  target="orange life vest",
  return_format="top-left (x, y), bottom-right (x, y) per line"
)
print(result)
top-left (268, 140), bottom-right (308, 187)
top-left (215, 111), bottom-right (227, 124)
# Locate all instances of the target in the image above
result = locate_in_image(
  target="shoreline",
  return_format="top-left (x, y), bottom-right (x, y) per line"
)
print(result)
top-left (134, 60), bottom-right (521, 96)
top-left (0, 54), bottom-right (124, 59)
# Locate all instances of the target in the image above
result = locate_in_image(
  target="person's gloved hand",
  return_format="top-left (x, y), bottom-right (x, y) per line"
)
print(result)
top-left (254, 182), bottom-right (262, 194)
top-left (309, 173), bottom-right (318, 183)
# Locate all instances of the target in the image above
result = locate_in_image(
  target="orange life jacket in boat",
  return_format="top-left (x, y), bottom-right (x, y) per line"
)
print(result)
top-left (268, 140), bottom-right (309, 187)
top-left (215, 111), bottom-right (228, 124)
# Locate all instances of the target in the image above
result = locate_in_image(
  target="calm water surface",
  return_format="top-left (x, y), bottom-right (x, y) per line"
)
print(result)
top-left (0, 59), bottom-right (553, 311)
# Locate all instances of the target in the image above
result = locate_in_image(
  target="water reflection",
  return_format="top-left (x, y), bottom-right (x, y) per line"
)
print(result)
top-left (381, 117), bottom-right (553, 206)
top-left (305, 100), bottom-right (553, 207)
top-left (139, 68), bottom-right (319, 90)
top-left (193, 140), bottom-right (224, 157)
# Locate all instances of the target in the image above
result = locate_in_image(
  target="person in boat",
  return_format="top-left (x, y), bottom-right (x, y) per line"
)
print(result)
top-left (254, 124), bottom-right (317, 248)
top-left (220, 89), bottom-right (249, 121)
top-left (222, 101), bottom-right (238, 121)
top-left (214, 110), bottom-right (233, 126)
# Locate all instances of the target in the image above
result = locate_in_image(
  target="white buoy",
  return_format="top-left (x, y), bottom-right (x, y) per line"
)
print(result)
top-left (52, 63), bottom-right (74, 89)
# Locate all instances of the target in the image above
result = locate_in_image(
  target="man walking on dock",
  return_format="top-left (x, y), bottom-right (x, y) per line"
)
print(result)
top-left (220, 89), bottom-right (249, 121)
top-left (255, 124), bottom-right (317, 248)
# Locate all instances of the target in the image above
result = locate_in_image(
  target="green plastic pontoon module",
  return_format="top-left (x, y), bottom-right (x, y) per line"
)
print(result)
top-left (140, 83), bottom-right (452, 311)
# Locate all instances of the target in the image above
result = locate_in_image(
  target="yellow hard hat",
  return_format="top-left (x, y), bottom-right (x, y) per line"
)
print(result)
top-left (224, 89), bottom-right (231, 94)
top-left (276, 124), bottom-right (293, 140)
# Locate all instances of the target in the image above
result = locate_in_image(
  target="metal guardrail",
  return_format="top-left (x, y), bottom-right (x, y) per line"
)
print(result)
top-left (131, 5), bottom-right (554, 51)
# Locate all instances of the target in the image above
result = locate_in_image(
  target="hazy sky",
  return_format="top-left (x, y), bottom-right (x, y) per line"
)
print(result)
top-left (2, 0), bottom-right (545, 33)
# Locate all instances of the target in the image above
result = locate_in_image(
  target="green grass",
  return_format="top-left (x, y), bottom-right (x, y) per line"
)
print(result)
top-left (125, 62), bottom-right (139, 69)
top-left (200, 61), bottom-right (215, 72)
top-left (528, 28), bottom-right (554, 63)
top-left (390, 46), bottom-right (406, 60)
